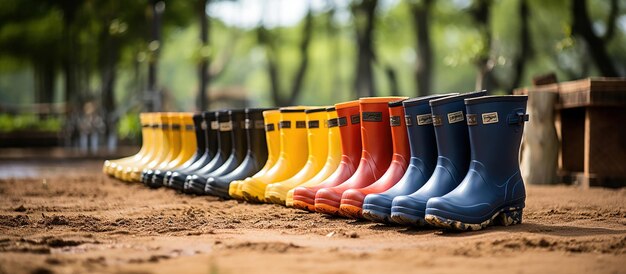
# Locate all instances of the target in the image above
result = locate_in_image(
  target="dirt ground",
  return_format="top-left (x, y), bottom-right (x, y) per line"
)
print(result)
top-left (0, 159), bottom-right (625, 274)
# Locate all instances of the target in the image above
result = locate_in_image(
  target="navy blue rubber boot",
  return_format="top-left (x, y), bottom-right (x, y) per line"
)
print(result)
top-left (390, 91), bottom-right (486, 226)
top-left (205, 108), bottom-right (273, 198)
top-left (361, 94), bottom-right (456, 223)
top-left (185, 109), bottom-right (247, 195)
top-left (152, 113), bottom-right (207, 187)
top-left (168, 111), bottom-right (220, 191)
top-left (425, 95), bottom-right (528, 231)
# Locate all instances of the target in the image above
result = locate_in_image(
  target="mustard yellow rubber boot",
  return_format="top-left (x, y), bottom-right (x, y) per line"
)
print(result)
top-left (123, 113), bottom-right (173, 182)
top-left (104, 113), bottom-right (154, 176)
top-left (144, 112), bottom-right (198, 187)
top-left (229, 109), bottom-right (281, 200)
top-left (241, 107), bottom-right (309, 202)
top-left (114, 113), bottom-right (165, 180)
top-left (139, 112), bottom-right (183, 182)
top-left (285, 107), bottom-right (341, 207)
top-left (265, 107), bottom-right (330, 205)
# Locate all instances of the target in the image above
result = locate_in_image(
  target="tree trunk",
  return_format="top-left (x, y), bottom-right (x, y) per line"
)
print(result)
top-left (353, 0), bottom-right (378, 98)
top-left (507, 0), bottom-right (531, 93)
top-left (571, 0), bottom-right (619, 77)
top-left (197, 0), bottom-right (210, 111)
top-left (471, 0), bottom-right (494, 93)
top-left (286, 9), bottom-right (313, 106)
top-left (147, 0), bottom-right (164, 111)
top-left (410, 0), bottom-right (433, 97)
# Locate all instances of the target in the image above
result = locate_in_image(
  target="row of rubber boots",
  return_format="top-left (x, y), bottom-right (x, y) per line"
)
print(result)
top-left (103, 92), bottom-right (528, 231)
top-left (102, 108), bottom-right (276, 198)
top-left (231, 92), bottom-right (528, 231)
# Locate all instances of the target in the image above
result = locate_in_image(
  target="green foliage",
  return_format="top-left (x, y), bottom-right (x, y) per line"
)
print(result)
top-left (0, 114), bottom-right (61, 133)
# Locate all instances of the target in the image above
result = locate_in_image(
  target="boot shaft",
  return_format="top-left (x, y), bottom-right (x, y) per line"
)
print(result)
top-left (304, 108), bottom-right (330, 159)
top-left (388, 100), bottom-right (410, 160)
top-left (358, 97), bottom-right (407, 167)
top-left (202, 111), bottom-right (218, 159)
top-left (262, 110), bottom-right (281, 163)
top-left (215, 110), bottom-right (233, 158)
top-left (278, 107), bottom-right (309, 160)
top-left (192, 114), bottom-right (207, 154)
top-left (245, 108), bottom-right (273, 162)
top-left (464, 95), bottom-right (528, 181)
top-left (402, 94), bottom-right (457, 168)
top-left (429, 91), bottom-right (486, 166)
top-left (325, 107), bottom-right (341, 157)
top-left (335, 100), bottom-right (362, 168)
top-left (229, 109), bottom-right (248, 160)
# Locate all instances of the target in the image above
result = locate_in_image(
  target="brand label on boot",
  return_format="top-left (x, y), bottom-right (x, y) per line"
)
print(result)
top-left (390, 116), bottom-right (401, 127)
top-left (171, 124), bottom-right (181, 130)
top-left (185, 124), bottom-right (194, 131)
top-left (466, 114), bottom-right (478, 126)
top-left (404, 115), bottom-right (413, 126)
top-left (151, 124), bottom-right (159, 129)
top-left (431, 115), bottom-right (442, 126)
top-left (201, 121), bottom-right (207, 130)
top-left (447, 111), bottom-right (465, 124)
top-left (279, 121), bottom-right (291, 129)
top-left (482, 112), bottom-right (499, 124)
top-left (362, 112), bottom-right (382, 122)
top-left (244, 119), bottom-right (252, 129)
top-left (255, 120), bottom-right (265, 129)
top-left (350, 114), bottom-right (361, 124)
top-left (328, 118), bottom-right (339, 128)
top-left (161, 124), bottom-right (170, 130)
top-left (219, 121), bottom-right (233, 131)
top-left (296, 121), bottom-right (306, 128)
top-left (211, 121), bottom-right (219, 130)
top-left (142, 124), bottom-right (149, 128)
top-left (417, 114), bottom-right (433, 125)
top-left (266, 123), bottom-right (275, 132)
top-left (338, 117), bottom-right (348, 127)
top-left (308, 120), bottom-right (320, 129)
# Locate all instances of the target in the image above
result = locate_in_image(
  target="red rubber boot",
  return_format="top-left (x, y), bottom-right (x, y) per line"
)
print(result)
top-left (315, 97), bottom-right (407, 215)
top-left (339, 99), bottom-right (410, 218)
top-left (292, 100), bottom-right (362, 212)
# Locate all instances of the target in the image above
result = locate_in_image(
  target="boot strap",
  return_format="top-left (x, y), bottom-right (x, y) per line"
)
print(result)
top-left (507, 110), bottom-right (529, 126)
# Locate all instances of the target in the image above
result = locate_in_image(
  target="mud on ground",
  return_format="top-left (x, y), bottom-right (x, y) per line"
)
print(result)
top-left (0, 159), bottom-right (625, 274)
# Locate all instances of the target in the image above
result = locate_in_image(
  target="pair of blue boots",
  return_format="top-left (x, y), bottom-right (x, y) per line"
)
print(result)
top-left (361, 91), bottom-right (529, 231)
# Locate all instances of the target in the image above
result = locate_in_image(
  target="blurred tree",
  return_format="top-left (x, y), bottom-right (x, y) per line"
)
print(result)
top-left (352, 0), bottom-right (379, 97)
top-left (409, 0), bottom-right (434, 96)
top-left (257, 5), bottom-right (313, 106)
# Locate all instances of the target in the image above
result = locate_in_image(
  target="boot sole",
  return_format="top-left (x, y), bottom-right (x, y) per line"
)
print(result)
top-left (292, 200), bottom-right (316, 212)
top-left (424, 206), bottom-right (523, 231)
top-left (339, 204), bottom-right (363, 219)
top-left (315, 202), bottom-right (340, 215)
top-left (361, 204), bottom-right (392, 223)
top-left (265, 192), bottom-right (286, 205)
top-left (390, 206), bottom-right (428, 226)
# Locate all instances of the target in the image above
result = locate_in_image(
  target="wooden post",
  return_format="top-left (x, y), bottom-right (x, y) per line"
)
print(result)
top-left (519, 87), bottom-right (560, 185)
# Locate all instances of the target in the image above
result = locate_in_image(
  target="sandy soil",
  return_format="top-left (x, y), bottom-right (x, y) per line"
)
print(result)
top-left (0, 159), bottom-right (625, 274)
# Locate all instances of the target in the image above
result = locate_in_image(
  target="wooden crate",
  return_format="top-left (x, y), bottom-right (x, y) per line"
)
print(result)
top-left (557, 77), bottom-right (626, 188)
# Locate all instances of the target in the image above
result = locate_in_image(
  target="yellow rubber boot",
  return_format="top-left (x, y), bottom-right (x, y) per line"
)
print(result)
top-left (229, 110), bottom-right (281, 200)
top-left (265, 107), bottom-right (330, 205)
top-left (158, 113), bottom-right (196, 170)
top-left (113, 113), bottom-right (164, 180)
top-left (140, 112), bottom-right (182, 182)
top-left (124, 113), bottom-right (172, 182)
top-left (142, 112), bottom-right (198, 186)
top-left (241, 107), bottom-right (309, 202)
top-left (285, 107), bottom-right (341, 207)
top-left (104, 113), bottom-right (153, 175)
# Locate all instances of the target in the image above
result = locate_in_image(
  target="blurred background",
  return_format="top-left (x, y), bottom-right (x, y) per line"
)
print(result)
top-left (0, 0), bottom-right (624, 153)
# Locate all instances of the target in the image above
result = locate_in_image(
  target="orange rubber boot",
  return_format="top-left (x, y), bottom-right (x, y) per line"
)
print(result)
top-left (339, 99), bottom-right (410, 218)
top-left (292, 100), bottom-right (361, 211)
top-left (315, 97), bottom-right (407, 215)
